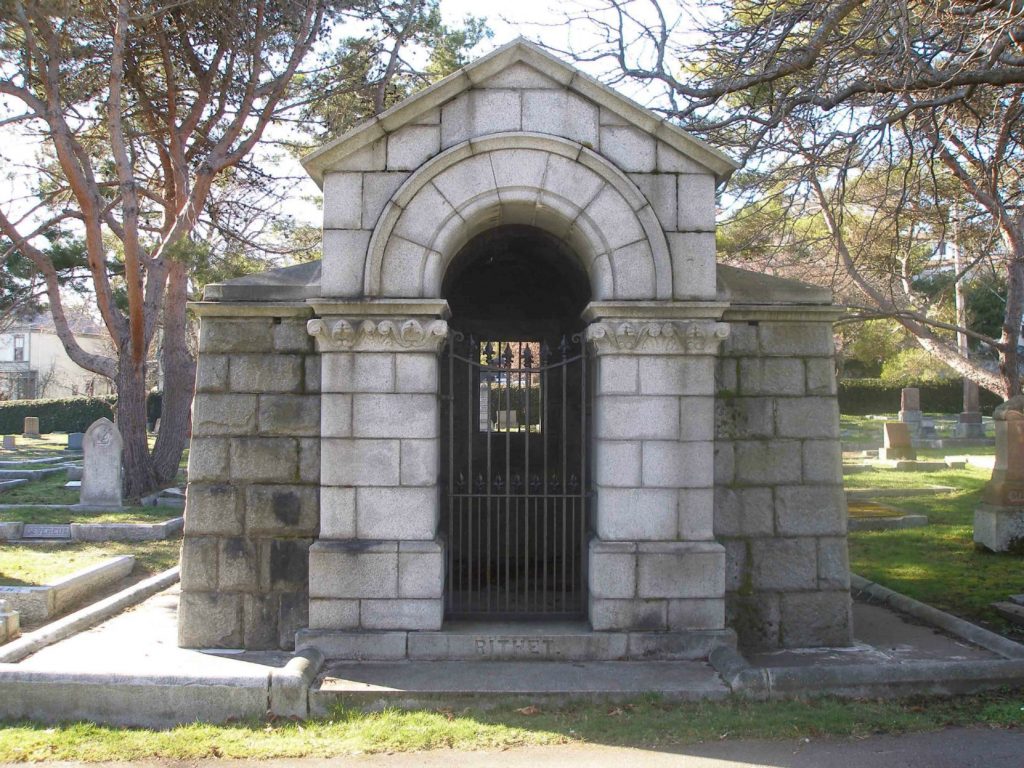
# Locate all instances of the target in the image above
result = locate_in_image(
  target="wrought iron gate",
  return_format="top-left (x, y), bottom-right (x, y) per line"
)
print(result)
top-left (442, 334), bottom-right (589, 619)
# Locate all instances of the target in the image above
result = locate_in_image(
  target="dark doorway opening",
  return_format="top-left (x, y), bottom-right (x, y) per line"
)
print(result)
top-left (441, 225), bottom-right (592, 619)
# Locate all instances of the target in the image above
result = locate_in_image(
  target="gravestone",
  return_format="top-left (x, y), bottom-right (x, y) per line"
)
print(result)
top-left (67, 432), bottom-right (84, 451)
top-left (879, 422), bottom-right (916, 461)
top-left (956, 381), bottom-right (985, 438)
top-left (919, 419), bottom-right (937, 439)
top-left (66, 465), bottom-right (83, 481)
top-left (22, 417), bottom-right (39, 437)
top-left (0, 598), bottom-right (19, 644)
top-left (80, 418), bottom-right (122, 508)
top-left (975, 396), bottom-right (1024, 551)
top-left (1, 435), bottom-right (14, 451)
top-left (898, 387), bottom-right (922, 435)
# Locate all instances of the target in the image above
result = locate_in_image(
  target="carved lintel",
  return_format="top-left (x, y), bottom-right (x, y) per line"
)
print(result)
top-left (307, 317), bottom-right (448, 352)
top-left (586, 320), bottom-right (730, 355)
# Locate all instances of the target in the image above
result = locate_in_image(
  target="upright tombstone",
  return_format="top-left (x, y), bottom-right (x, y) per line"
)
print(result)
top-left (879, 422), bottom-right (916, 461)
top-left (22, 417), bottom-right (39, 438)
top-left (80, 418), bottom-right (123, 508)
top-left (956, 380), bottom-right (985, 438)
top-left (1, 435), bottom-right (14, 451)
top-left (66, 432), bottom-right (84, 451)
top-left (898, 387), bottom-right (922, 436)
top-left (975, 396), bottom-right (1024, 552)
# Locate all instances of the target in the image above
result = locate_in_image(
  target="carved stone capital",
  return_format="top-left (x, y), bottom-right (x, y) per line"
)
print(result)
top-left (586, 320), bottom-right (730, 355)
top-left (307, 317), bottom-right (448, 352)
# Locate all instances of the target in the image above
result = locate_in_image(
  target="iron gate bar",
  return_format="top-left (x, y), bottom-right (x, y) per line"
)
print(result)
top-left (442, 333), bottom-right (589, 619)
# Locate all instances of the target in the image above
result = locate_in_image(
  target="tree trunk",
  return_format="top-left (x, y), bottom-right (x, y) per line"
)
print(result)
top-left (116, 356), bottom-right (158, 502)
top-left (152, 263), bottom-right (195, 486)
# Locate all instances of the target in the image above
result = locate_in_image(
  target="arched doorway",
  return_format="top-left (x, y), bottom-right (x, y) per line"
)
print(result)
top-left (441, 225), bottom-right (592, 619)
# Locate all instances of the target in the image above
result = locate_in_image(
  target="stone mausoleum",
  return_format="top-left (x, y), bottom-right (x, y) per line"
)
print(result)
top-left (179, 40), bottom-right (852, 658)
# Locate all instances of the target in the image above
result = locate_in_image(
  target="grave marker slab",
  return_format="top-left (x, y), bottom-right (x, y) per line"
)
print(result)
top-left (22, 417), bottom-right (39, 437)
top-left (975, 396), bottom-right (1024, 551)
top-left (80, 418), bottom-right (123, 508)
top-left (899, 387), bottom-right (922, 435)
top-left (1, 435), bottom-right (14, 451)
top-left (879, 421), bottom-right (916, 461)
top-left (67, 432), bottom-right (84, 451)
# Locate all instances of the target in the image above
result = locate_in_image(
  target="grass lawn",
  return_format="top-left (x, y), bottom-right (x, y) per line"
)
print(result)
top-left (0, 692), bottom-right (1021, 761)
top-left (0, 540), bottom-right (180, 587)
top-left (0, 472), bottom-right (78, 505)
top-left (0, 506), bottom-right (177, 525)
top-left (845, 462), bottom-right (1023, 636)
top-left (0, 434), bottom-right (75, 459)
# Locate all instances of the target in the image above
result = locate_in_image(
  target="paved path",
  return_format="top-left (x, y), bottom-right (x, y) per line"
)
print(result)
top-left (2, 728), bottom-right (1022, 768)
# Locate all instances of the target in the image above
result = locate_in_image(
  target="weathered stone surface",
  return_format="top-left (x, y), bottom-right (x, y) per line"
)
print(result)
top-left (441, 90), bottom-right (522, 148)
top-left (361, 172), bottom-right (406, 229)
top-left (629, 173), bottom-right (677, 232)
top-left (219, 537), bottom-right (258, 592)
top-left (758, 323), bottom-right (834, 357)
top-left (880, 421), bottom-right (916, 461)
top-left (273, 320), bottom-right (315, 353)
top-left (186, 438), bottom-right (230, 482)
top-left (323, 172), bottom-right (362, 229)
top-left (589, 542), bottom-right (637, 599)
top-left (178, 592), bottom-right (243, 648)
top-left (321, 230), bottom-right (371, 297)
top-left (80, 418), bottom-right (122, 508)
top-left (322, 439), bottom-right (400, 486)
top-left (399, 438), bottom-right (439, 486)
top-left (522, 89), bottom-right (599, 146)
top-left (779, 591), bottom-right (852, 647)
top-left (817, 537), bottom-right (850, 589)
top-left (599, 125), bottom-right (656, 171)
top-left (802, 440), bottom-right (843, 484)
top-left (667, 598), bottom-right (725, 630)
top-left (726, 592), bottom-right (780, 649)
top-left (229, 438), bottom-right (299, 483)
top-left (319, 486), bottom-right (356, 539)
top-left (360, 598), bottom-right (443, 630)
top-left (713, 487), bottom-right (773, 537)
top-left (258, 395), bottom-right (320, 436)
top-left (229, 354), bottom-right (303, 394)
top-left (775, 486), bottom-right (846, 536)
top-left (667, 233), bottom-right (716, 299)
top-left (677, 487), bottom-right (715, 540)
top-left (639, 356), bottom-right (715, 396)
top-left (595, 396), bottom-right (679, 440)
top-left (195, 355), bottom-right (229, 392)
top-left (636, 544), bottom-right (725, 599)
top-left (775, 397), bottom-right (839, 439)
top-left (180, 537), bottom-right (218, 590)
top-left (262, 538), bottom-right (311, 591)
top-left (387, 125), bottom-right (441, 171)
top-left (243, 593), bottom-right (280, 649)
top-left (192, 394), bottom-right (257, 436)
top-left (308, 542), bottom-right (398, 599)
top-left (356, 486), bottom-right (437, 539)
top-left (738, 358), bottom-right (804, 396)
top-left (245, 485), bottom-right (318, 536)
top-left (200, 318), bottom-right (273, 354)
top-left (309, 598), bottom-right (360, 629)
top-left (398, 543), bottom-right (444, 598)
top-left (596, 487), bottom-right (677, 540)
top-left (715, 397), bottom-right (774, 440)
top-left (590, 598), bottom-right (666, 631)
top-left (805, 358), bottom-right (837, 395)
top-left (751, 538), bottom-right (817, 591)
top-left (352, 394), bottom-right (438, 438)
top-left (733, 440), bottom-right (802, 485)
top-left (642, 440), bottom-right (713, 488)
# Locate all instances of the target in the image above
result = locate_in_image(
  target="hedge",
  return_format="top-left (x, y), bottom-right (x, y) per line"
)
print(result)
top-left (0, 391), bottom-right (164, 435)
top-left (838, 378), bottom-right (1002, 416)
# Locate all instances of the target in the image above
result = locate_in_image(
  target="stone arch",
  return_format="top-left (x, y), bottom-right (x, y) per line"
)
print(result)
top-left (364, 133), bottom-right (673, 300)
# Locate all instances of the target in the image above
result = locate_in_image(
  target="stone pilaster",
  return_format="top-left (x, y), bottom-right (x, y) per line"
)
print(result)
top-left (585, 307), bottom-right (730, 632)
top-left (306, 301), bottom-right (448, 631)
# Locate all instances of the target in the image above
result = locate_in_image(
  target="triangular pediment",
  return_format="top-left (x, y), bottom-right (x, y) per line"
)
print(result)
top-left (302, 38), bottom-right (738, 186)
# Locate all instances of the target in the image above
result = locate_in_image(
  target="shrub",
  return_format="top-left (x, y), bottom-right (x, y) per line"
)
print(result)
top-left (0, 391), bottom-right (165, 434)
top-left (838, 378), bottom-right (1001, 416)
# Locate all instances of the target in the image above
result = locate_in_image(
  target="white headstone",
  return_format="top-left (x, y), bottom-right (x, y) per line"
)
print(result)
top-left (80, 418), bottom-right (122, 508)
top-left (1, 435), bottom-right (15, 451)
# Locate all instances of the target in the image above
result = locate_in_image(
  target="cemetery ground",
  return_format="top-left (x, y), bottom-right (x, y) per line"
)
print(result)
top-left (0, 422), bottom-right (1022, 761)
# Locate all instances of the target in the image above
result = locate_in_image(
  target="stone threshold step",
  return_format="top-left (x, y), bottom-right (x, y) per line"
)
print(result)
top-left (311, 660), bottom-right (729, 711)
top-left (296, 627), bottom-right (735, 662)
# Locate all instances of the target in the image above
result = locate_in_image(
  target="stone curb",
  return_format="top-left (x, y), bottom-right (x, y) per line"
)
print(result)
top-left (70, 516), bottom-right (184, 542)
top-left (850, 573), bottom-right (1024, 660)
top-left (0, 566), bottom-right (180, 663)
top-left (269, 647), bottom-right (325, 718)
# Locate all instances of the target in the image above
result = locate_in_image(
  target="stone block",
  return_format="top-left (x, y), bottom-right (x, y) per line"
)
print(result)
top-left (657, 141), bottom-right (706, 173)
top-left (398, 543), bottom-right (444, 598)
top-left (722, 539), bottom-right (748, 592)
top-left (726, 592), bottom-right (780, 650)
top-left (400, 438), bottom-right (439, 486)
top-left (594, 439), bottom-right (642, 487)
top-left (759, 323), bottom-right (834, 357)
top-left (667, 598), bottom-right (725, 630)
top-left (522, 89), bottom-right (599, 146)
top-left (639, 356), bottom-right (715, 396)
top-left (395, 353), bottom-right (438, 393)
top-left (184, 484), bottom-right (242, 536)
top-left (200, 318), bottom-right (273, 354)
top-left (309, 598), bottom-right (360, 629)
top-left (321, 438), bottom-right (400, 486)
top-left (588, 186), bottom-right (644, 251)
top-left (320, 486), bottom-right (356, 539)
top-left (676, 174), bottom-right (717, 231)
top-left (180, 537), bottom-right (218, 591)
top-left (973, 503), bottom-right (1024, 552)
top-left (304, 356), bottom-right (322, 394)
top-left (352, 394), bottom-right (438, 438)
top-left (596, 356), bottom-right (638, 395)
top-left (713, 441), bottom-right (735, 485)
top-left (733, 440), bottom-right (802, 485)
top-left (356, 486), bottom-right (437, 539)
top-left (751, 537), bottom-right (817, 591)
top-left (775, 397), bottom-right (839, 439)
top-left (262, 538), bottom-right (311, 591)
top-left (195, 355), bottom-right (229, 392)
top-left (595, 396), bottom-right (679, 440)
top-left (480, 61), bottom-right (562, 89)
top-left (360, 598), bottom-right (443, 630)
top-left (779, 591), bottom-right (852, 648)
top-left (713, 487), bottom-right (773, 537)
top-left (596, 487), bottom-right (678, 540)
top-left (599, 125), bottom-right (656, 171)
top-left (641, 440), bottom-right (713, 489)
top-left (229, 354), bottom-right (303, 394)
top-left (441, 90), bottom-right (522, 148)
top-left (258, 394), bottom-right (320, 436)
top-left (738, 358), bottom-right (804, 396)
top-left (178, 592), bottom-right (243, 648)
top-left (679, 397), bottom-right (715, 441)
top-left (299, 438), bottom-right (320, 484)
top-left (331, 138), bottom-right (386, 171)
top-left (387, 124), bottom-right (441, 170)
top-left (805, 358), bottom-right (837, 395)
top-left (321, 394), bottom-right (352, 437)
top-left (543, 154), bottom-right (605, 208)
top-left (279, 592), bottom-right (308, 650)
top-left (667, 232), bottom-right (717, 299)
top-left (611, 240), bottom-right (659, 300)
top-left (720, 323), bottom-right (758, 357)
top-left (716, 358), bottom-right (738, 394)
top-left (635, 542), bottom-right (725, 599)
top-left (715, 396), bottom-right (774, 439)
top-left (192, 394), bottom-right (257, 437)
top-left (187, 437), bottom-right (230, 482)
top-left (588, 542), bottom-right (637, 599)
top-left (273, 320), bottom-right (313, 354)
top-left (229, 437), bottom-right (299, 483)
top-left (245, 484), bottom-right (319, 537)
top-left (590, 598), bottom-right (666, 631)
top-left (818, 537), bottom-right (850, 589)
top-left (394, 183), bottom-right (457, 247)
top-left (490, 148), bottom-right (549, 190)
top-left (218, 537), bottom-right (258, 592)
top-left (321, 230), bottom-right (371, 297)
top-left (802, 440), bottom-right (843, 484)
top-left (361, 172), bottom-right (406, 229)
top-left (629, 173), bottom-right (677, 232)
top-left (323, 172), bottom-right (362, 229)
top-left (775, 486), bottom-right (846, 536)
top-left (677, 487), bottom-right (715, 540)
top-left (243, 593), bottom-right (280, 650)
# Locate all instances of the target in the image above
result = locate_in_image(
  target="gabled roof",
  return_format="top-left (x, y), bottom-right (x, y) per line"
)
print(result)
top-left (302, 37), bottom-right (739, 186)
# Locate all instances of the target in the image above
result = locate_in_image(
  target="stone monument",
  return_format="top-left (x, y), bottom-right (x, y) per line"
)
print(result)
top-left (1, 435), bottom-right (14, 451)
top-left (975, 396), bottom-right (1024, 552)
top-left (898, 387), bottom-right (922, 436)
top-left (22, 416), bottom-right (39, 438)
top-left (956, 380), bottom-right (985, 438)
top-left (0, 598), bottom-right (19, 644)
top-left (80, 418), bottom-right (123, 508)
top-left (879, 422), bottom-right (916, 461)
top-left (67, 432), bottom-right (84, 451)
